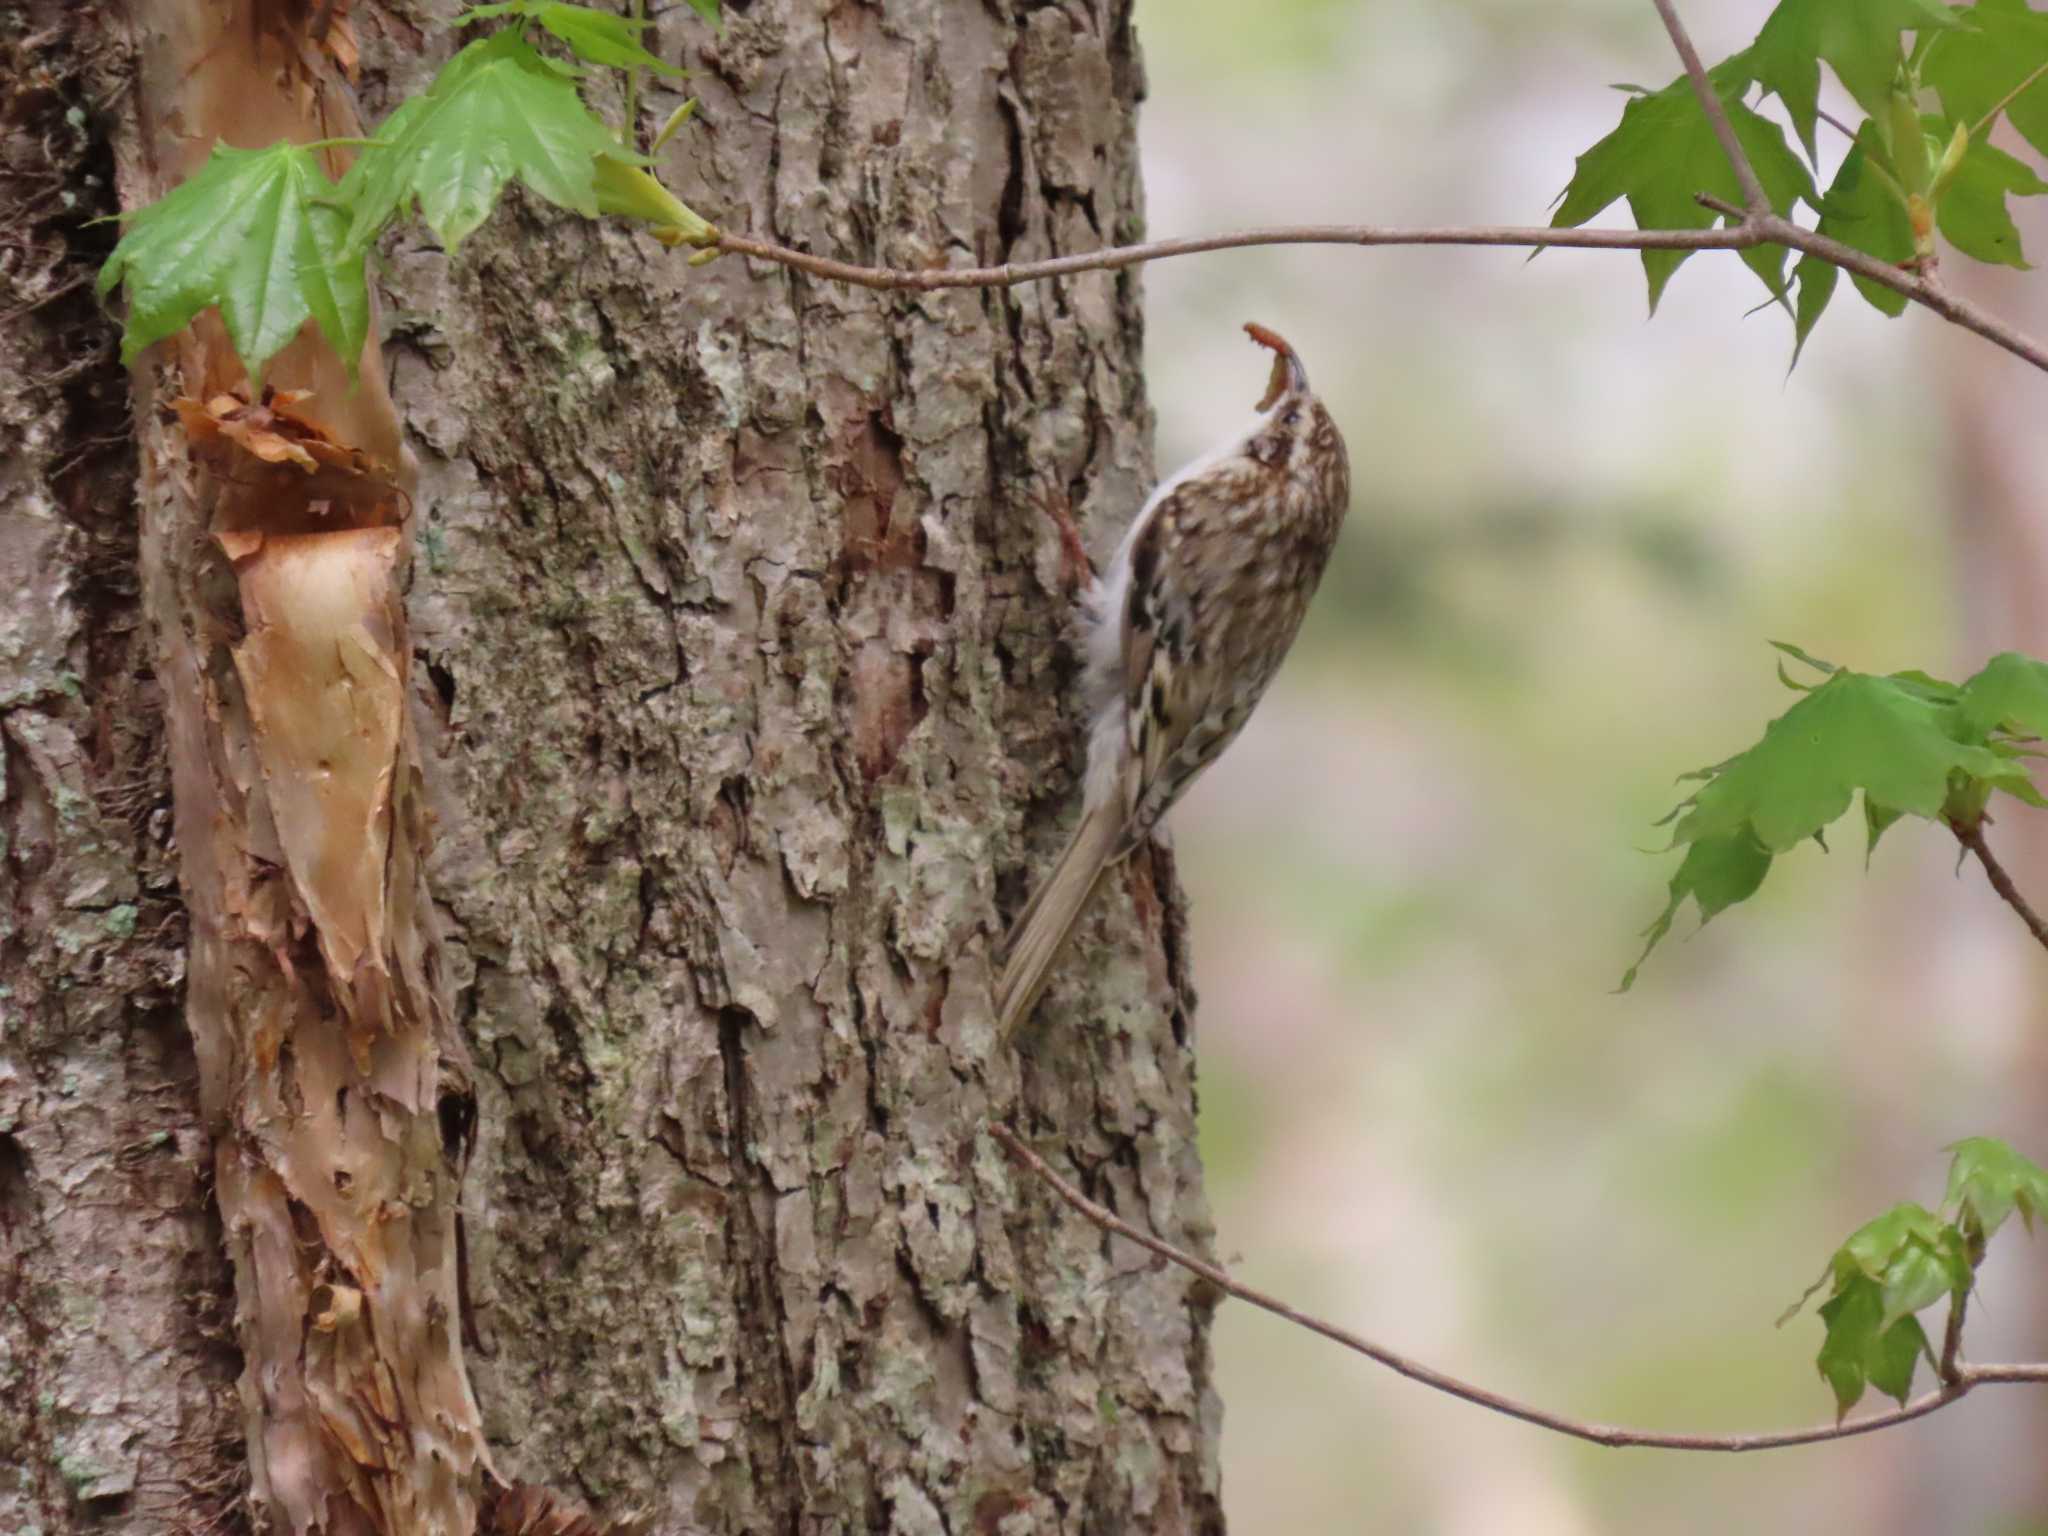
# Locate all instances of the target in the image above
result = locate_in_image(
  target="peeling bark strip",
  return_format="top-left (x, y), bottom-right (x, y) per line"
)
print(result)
top-left (114, 2), bottom-right (492, 1531)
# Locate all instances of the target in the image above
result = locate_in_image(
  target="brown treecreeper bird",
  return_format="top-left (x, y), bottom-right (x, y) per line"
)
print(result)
top-left (997, 322), bottom-right (1352, 1042)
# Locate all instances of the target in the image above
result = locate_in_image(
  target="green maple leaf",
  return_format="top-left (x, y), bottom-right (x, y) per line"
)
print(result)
top-left (1863, 795), bottom-right (1907, 856)
top-left (1670, 669), bottom-right (2004, 850)
top-left (1936, 130), bottom-right (2048, 267)
top-left (1799, 1202), bottom-right (1964, 1417)
top-left (342, 29), bottom-right (636, 254)
top-left (1751, 0), bottom-right (1957, 156)
top-left (1553, 55), bottom-right (1816, 313)
top-left (1816, 1280), bottom-right (1931, 1416)
top-left (1957, 651), bottom-right (2048, 742)
top-left (1944, 1136), bottom-right (2048, 1238)
top-left (1619, 830), bottom-right (1770, 992)
top-left (458, 1), bottom-right (688, 74)
top-left (1926, 0), bottom-right (2048, 162)
top-left (1793, 131), bottom-right (1913, 341)
top-left (1623, 649), bottom-right (2048, 985)
top-left (96, 142), bottom-right (368, 387)
top-left (1838, 1205), bottom-right (1969, 1332)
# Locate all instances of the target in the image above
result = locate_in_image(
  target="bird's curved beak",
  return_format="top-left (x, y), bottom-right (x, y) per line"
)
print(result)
top-left (1244, 322), bottom-right (1309, 410)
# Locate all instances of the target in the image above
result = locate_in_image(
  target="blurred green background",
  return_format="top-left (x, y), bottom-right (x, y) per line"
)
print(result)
top-left (1129, 1), bottom-right (2048, 1530)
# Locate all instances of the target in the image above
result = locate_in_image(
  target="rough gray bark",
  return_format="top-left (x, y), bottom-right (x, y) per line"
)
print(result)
top-left (374, 0), bottom-right (1223, 1526)
top-left (5, 1), bottom-right (1224, 1531)
top-left (0, 9), bottom-right (247, 1532)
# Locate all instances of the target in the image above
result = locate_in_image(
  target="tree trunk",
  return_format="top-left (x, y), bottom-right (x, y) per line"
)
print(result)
top-left (0, 8), bottom-right (248, 1531)
top-left (2, 2), bottom-right (1225, 1532)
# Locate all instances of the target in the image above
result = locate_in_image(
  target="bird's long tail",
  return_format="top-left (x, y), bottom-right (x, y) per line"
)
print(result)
top-left (996, 799), bottom-right (1125, 1042)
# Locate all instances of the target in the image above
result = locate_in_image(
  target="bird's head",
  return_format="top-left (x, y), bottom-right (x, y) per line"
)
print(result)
top-left (1242, 323), bottom-right (1345, 491)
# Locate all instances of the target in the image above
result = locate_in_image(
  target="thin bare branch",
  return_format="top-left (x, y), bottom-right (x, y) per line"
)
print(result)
top-left (710, 222), bottom-right (1752, 290)
top-left (1778, 216), bottom-right (2048, 371)
top-left (989, 1123), bottom-right (2048, 1453)
top-left (706, 212), bottom-right (2048, 376)
top-left (1940, 1288), bottom-right (1969, 1387)
top-left (1952, 818), bottom-right (2048, 954)
top-left (1816, 106), bottom-right (1861, 143)
top-left (1968, 1364), bottom-right (2048, 1384)
top-left (1650, 0), bottom-right (1771, 217)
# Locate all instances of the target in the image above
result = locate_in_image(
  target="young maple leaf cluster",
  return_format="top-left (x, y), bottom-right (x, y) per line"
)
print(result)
top-left (1626, 647), bottom-right (2048, 989)
top-left (1789, 1138), bottom-right (2048, 1418)
top-left (97, 0), bottom-right (720, 387)
top-left (1553, 0), bottom-right (2048, 358)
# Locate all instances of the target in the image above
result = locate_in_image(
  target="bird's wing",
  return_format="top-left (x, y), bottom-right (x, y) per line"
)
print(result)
top-left (1118, 478), bottom-right (1231, 841)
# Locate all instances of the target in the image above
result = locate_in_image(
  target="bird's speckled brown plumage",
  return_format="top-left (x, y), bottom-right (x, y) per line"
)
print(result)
top-left (997, 325), bottom-right (1351, 1042)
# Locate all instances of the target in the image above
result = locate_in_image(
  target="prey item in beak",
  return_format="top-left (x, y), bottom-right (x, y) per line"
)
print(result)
top-left (1244, 322), bottom-right (1309, 409)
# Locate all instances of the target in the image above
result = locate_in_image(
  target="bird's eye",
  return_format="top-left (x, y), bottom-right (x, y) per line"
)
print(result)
top-left (1283, 408), bottom-right (1302, 427)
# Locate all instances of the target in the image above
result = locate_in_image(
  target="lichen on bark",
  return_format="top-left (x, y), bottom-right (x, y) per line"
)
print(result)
top-left (0, 8), bottom-right (244, 1532)
top-left (373, 0), bottom-right (1222, 1529)
top-left (15, 0), bottom-right (1226, 1530)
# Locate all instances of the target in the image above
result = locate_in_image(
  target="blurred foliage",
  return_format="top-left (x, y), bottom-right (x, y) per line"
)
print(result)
top-left (1142, 0), bottom-right (2048, 1529)
top-left (1315, 497), bottom-right (1726, 661)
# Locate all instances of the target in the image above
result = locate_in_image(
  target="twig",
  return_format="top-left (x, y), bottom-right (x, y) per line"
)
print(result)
top-left (1816, 107), bottom-right (1861, 144)
top-left (708, 219), bottom-right (2048, 376)
top-left (1940, 1287), bottom-right (1969, 1387)
top-left (710, 222), bottom-right (1751, 287)
top-left (0, 270), bottom-right (88, 324)
top-left (1951, 818), bottom-right (2048, 954)
top-left (1651, 0), bottom-right (1771, 218)
top-left (989, 1123), bottom-right (2048, 1452)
